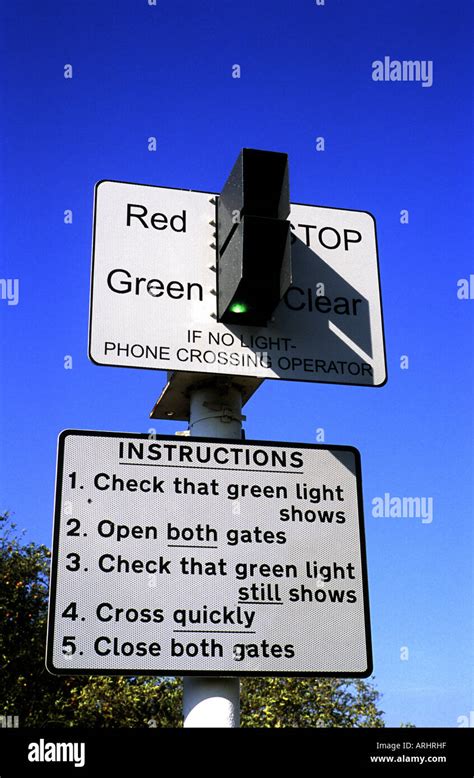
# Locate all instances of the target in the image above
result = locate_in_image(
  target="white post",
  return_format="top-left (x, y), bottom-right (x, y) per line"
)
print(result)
top-left (182, 381), bottom-right (242, 728)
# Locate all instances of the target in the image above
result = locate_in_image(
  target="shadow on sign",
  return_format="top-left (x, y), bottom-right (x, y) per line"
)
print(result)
top-left (329, 449), bottom-right (358, 478)
top-left (224, 236), bottom-right (376, 384)
top-left (291, 237), bottom-right (373, 360)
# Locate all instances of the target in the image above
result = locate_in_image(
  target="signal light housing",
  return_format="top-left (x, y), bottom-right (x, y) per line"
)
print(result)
top-left (217, 148), bottom-right (292, 326)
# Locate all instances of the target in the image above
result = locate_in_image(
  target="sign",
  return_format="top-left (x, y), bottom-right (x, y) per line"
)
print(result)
top-left (46, 431), bottom-right (372, 676)
top-left (89, 181), bottom-right (386, 386)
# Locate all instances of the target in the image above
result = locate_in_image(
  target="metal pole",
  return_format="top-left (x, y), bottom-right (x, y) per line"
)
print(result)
top-left (182, 380), bottom-right (242, 728)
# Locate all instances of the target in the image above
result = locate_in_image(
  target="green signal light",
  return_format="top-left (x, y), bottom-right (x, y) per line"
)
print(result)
top-left (229, 302), bottom-right (248, 314)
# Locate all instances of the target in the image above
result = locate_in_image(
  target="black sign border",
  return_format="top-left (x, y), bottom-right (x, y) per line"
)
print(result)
top-left (88, 180), bottom-right (388, 388)
top-left (46, 430), bottom-right (373, 678)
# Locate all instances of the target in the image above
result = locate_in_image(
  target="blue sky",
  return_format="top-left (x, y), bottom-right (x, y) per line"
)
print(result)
top-left (0, 0), bottom-right (473, 727)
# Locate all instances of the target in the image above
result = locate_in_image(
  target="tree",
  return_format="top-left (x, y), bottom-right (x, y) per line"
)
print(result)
top-left (241, 677), bottom-right (384, 727)
top-left (56, 676), bottom-right (182, 728)
top-left (0, 513), bottom-right (180, 728)
top-left (0, 513), bottom-right (385, 728)
top-left (0, 512), bottom-right (69, 726)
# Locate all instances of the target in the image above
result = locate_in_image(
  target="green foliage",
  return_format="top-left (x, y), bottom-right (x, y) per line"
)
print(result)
top-left (0, 513), bottom-right (179, 728)
top-left (57, 676), bottom-right (182, 728)
top-left (241, 677), bottom-right (384, 727)
top-left (0, 513), bottom-right (385, 728)
top-left (0, 512), bottom-right (64, 726)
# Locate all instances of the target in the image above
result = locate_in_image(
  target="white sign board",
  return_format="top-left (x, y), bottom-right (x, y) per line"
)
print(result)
top-left (89, 181), bottom-right (386, 386)
top-left (47, 431), bottom-right (372, 676)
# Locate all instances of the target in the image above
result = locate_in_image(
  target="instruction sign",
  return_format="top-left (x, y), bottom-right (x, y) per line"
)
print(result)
top-left (89, 181), bottom-right (386, 386)
top-left (46, 431), bottom-right (372, 676)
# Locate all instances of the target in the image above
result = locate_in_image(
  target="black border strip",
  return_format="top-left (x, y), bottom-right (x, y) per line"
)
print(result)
top-left (88, 180), bottom-right (388, 389)
top-left (46, 430), bottom-right (373, 678)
